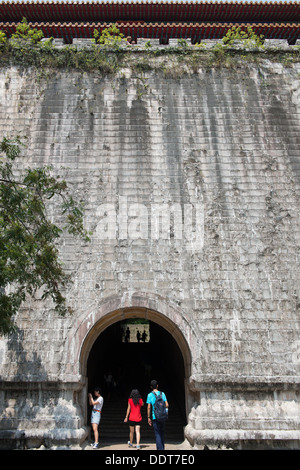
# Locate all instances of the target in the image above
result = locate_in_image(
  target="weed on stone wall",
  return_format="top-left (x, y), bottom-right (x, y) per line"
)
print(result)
top-left (0, 21), bottom-right (299, 77)
top-left (1, 42), bottom-right (299, 77)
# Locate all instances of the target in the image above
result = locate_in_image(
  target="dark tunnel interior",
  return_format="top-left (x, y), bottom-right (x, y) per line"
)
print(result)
top-left (86, 319), bottom-right (187, 440)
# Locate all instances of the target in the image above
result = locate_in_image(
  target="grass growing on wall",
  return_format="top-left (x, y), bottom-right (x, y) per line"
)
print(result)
top-left (1, 41), bottom-right (299, 76)
top-left (0, 21), bottom-right (299, 76)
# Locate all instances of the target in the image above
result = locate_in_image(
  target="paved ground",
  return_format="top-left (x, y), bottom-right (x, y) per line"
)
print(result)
top-left (83, 440), bottom-right (192, 451)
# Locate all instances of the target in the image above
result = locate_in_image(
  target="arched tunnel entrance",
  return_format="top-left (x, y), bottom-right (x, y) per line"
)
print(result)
top-left (86, 318), bottom-right (187, 443)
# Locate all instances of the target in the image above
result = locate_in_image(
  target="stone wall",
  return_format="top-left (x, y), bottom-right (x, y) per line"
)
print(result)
top-left (0, 44), bottom-right (300, 448)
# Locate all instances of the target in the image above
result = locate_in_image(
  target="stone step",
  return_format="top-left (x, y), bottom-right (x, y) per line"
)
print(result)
top-left (97, 394), bottom-right (186, 442)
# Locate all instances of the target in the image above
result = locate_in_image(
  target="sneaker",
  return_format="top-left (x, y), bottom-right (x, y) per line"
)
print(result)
top-left (128, 441), bottom-right (133, 447)
top-left (136, 445), bottom-right (140, 450)
top-left (93, 442), bottom-right (100, 449)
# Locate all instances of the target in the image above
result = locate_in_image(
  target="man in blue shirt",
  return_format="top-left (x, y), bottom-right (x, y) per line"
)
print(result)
top-left (146, 380), bottom-right (169, 450)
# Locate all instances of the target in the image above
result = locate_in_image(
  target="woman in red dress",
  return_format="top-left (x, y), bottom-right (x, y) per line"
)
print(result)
top-left (124, 389), bottom-right (144, 449)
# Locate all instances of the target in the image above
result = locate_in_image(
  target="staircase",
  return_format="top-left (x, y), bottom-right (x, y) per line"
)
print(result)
top-left (98, 390), bottom-right (186, 445)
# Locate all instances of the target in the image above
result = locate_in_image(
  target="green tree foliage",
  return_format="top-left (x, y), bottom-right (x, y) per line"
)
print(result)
top-left (222, 26), bottom-right (264, 48)
top-left (93, 24), bottom-right (125, 47)
top-left (0, 30), bottom-right (6, 44)
top-left (11, 17), bottom-right (44, 44)
top-left (0, 137), bottom-right (89, 335)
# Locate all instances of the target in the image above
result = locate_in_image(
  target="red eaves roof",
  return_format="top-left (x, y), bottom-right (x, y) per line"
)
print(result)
top-left (0, 1), bottom-right (299, 23)
top-left (0, 20), bottom-right (298, 42)
top-left (0, 2), bottom-right (299, 42)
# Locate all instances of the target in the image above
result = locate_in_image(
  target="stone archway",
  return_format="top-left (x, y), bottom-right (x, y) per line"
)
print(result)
top-left (84, 311), bottom-right (190, 442)
top-left (65, 293), bottom-right (198, 435)
top-left (80, 306), bottom-right (192, 382)
top-left (65, 293), bottom-right (197, 379)
top-left (80, 305), bottom-right (192, 429)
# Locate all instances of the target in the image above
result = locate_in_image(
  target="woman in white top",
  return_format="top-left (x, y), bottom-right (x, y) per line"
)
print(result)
top-left (88, 387), bottom-right (104, 449)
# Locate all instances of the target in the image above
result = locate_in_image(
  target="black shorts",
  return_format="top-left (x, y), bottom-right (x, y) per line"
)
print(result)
top-left (128, 420), bottom-right (142, 426)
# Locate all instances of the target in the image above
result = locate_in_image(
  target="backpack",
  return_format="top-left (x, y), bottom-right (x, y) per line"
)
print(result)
top-left (152, 391), bottom-right (168, 422)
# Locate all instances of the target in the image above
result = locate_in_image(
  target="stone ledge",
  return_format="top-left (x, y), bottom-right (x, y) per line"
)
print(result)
top-left (0, 379), bottom-right (84, 391)
top-left (185, 425), bottom-right (300, 450)
top-left (189, 375), bottom-right (300, 392)
top-left (0, 427), bottom-right (88, 450)
top-left (35, 37), bottom-right (299, 51)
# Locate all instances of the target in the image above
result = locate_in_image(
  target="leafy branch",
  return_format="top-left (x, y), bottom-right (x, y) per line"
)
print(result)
top-left (11, 17), bottom-right (44, 44)
top-left (222, 26), bottom-right (264, 48)
top-left (93, 24), bottom-right (126, 48)
top-left (0, 137), bottom-right (89, 335)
